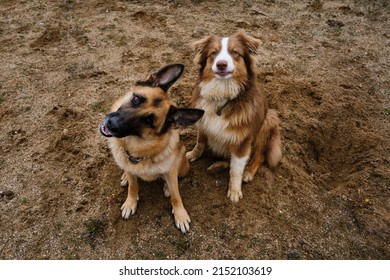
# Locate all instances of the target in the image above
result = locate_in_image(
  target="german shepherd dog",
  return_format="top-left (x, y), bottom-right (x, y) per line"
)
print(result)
top-left (100, 64), bottom-right (204, 233)
top-left (186, 32), bottom-right (282, 202)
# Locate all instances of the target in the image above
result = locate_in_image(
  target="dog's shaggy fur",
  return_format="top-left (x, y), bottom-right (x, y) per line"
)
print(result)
top-left (187, 32), bottom-right (282, 202)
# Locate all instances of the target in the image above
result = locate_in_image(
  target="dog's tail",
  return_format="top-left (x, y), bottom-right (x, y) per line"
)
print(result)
top-left (263, 109), bottom-right (282, 167)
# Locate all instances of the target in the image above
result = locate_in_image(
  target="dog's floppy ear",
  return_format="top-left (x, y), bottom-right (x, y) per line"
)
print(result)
top-left (136, 64), bottom-right (184, 92)
top-left (235, 31), bottom-right (262, 55)
top-left (167, 106), bottom-right (204, 129)
top-left (192, 35), bottom-right (215, 65)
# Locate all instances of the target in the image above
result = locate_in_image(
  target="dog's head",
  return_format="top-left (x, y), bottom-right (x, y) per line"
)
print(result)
top-left (100, 64), bottom-right (204, 138)
top-left (192, 31), bottom-right (261, 83)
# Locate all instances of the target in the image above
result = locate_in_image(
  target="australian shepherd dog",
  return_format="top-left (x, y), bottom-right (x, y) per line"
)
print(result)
top-left (186, 31), bottom-right (282, 202)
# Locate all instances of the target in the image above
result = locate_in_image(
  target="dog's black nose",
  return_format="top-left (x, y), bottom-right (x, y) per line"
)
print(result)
top-left (106, 116), bottom-right (120, 134)
top-left (216, 60), bottom-right (228, 71)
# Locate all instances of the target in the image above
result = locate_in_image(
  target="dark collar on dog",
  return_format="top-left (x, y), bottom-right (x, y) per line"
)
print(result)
top-left (124, 149), bottom-right (150, 164)
top-left (216, 99), bottom-right (232, 116)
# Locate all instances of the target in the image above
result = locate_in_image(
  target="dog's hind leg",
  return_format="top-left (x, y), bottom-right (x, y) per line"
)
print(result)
top-left (243, 149), bottom-right (265, 183)
top-left (120, 173), bottom-right (128, 187)
top-left (186, 130), bottom-right (207, 162)
top-left (121, 172), bottom-right (139, 219)
top-left (163, 182), bottom-right (171, 198)
top-left (207, 161), bottom-right (229, 173)
top-left (265, 111), bottom-right (282, 167)
top-left (244, 109), bottom-right (282, 182)
top-left (243, 132), bottom-right (267, 182)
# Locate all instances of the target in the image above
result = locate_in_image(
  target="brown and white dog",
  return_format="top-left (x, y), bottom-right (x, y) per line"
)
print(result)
top-left (100, 64), bottom-right (204, 233)
top-left (186, 32), bottom-right (282, 202)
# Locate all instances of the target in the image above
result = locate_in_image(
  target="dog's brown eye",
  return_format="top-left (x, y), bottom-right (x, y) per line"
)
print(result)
top-left (231, 50), bottom-right (240, 58)
top-left (131, 94), bottom-right (146, 108)
top-left (210, 51), bottom-right (217, 58)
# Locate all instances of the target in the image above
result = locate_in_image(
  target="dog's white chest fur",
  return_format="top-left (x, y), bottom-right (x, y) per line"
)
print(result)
top-left (199, 78), bottom-right (241, 101)
top-left (196, 79), bottom-right (241, 157)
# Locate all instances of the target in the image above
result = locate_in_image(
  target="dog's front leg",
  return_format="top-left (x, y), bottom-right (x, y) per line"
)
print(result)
top-left (121, 172), bottom-right (139, 219)
top-left (186, 130), bottom-right (207, 162)
top-left (228, 141), bottom-right (251, 202)
top-left (163, 171), bottom-right (191, 233)
top-left (227, 154), bottom-right (250, 202)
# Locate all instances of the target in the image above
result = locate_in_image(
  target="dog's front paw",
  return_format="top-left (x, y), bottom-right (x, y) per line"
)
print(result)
top-left (227, 187), bottom-right (243, 203)
top-left (186, 150), bottom-right (200, 163)
top-left (121, 198), bottom-right (138, 219)
top-left (172, 208), bottom-right (191, 233)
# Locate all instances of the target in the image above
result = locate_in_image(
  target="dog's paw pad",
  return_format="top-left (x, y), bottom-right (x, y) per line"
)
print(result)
top-left (121, 199), bottom-right (138, 219)
top-left (227, 188), bottom-right (243, 203)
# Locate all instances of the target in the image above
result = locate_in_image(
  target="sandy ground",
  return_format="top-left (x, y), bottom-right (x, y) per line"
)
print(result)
top-left (0, 0), bottom-right (389, 259)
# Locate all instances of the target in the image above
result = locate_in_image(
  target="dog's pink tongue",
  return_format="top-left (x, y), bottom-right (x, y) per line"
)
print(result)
top-left (101, 124), bottom-right (112, 136)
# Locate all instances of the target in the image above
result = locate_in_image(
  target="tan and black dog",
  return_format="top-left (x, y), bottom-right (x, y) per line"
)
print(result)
top-left (100, 64), bottom-right (204, 233)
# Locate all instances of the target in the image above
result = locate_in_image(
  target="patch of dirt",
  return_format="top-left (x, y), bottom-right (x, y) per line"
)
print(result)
top-left (0, 0), bottom-right (389, 259)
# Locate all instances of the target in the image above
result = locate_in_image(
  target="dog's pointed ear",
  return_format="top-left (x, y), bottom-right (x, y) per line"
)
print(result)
top-left (136, 64), bottom-right (185, 92)
top-left (235, 31), bottom-right (262, 55)
top-left (167, 106), bottom-right (204, 129)
top-left (192, 35), bottom-right (215, 65)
